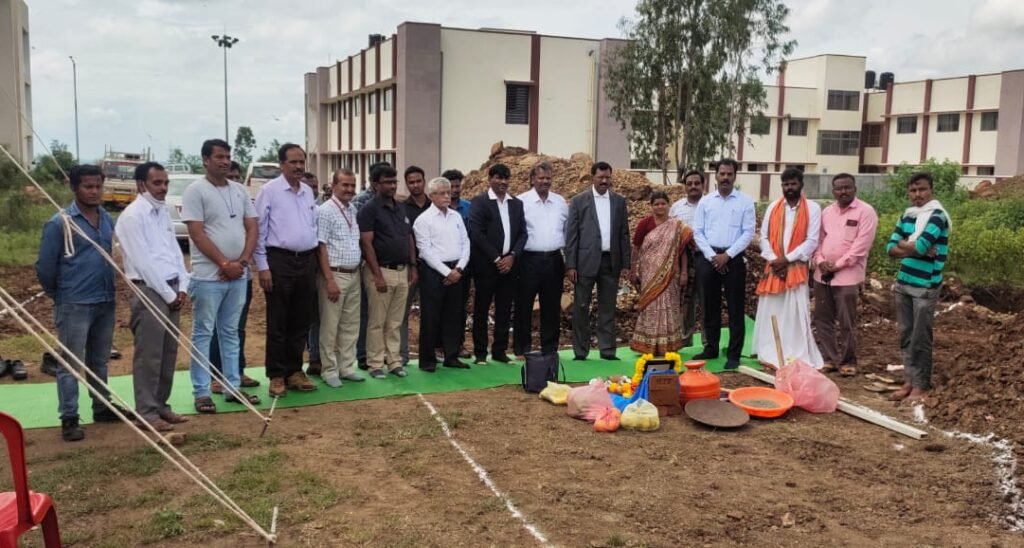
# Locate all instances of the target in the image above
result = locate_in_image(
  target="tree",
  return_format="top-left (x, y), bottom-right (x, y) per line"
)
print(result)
top-left (233, 126), bottom-right (256, 168)
top-left (604, 0), bottom-right (794, 183)
top-left (168, 147), bottom-right (203, 173)
top-left (32, 140), bottom-right (76, 182)
top-left (257, 139), bottom-right (282, 163)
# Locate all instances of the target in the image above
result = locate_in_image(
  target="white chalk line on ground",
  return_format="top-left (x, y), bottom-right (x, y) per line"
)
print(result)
top-left (912, 403), bottom-right (1024, 531)
top-left (417, 393), bottom-right (552, 547)
top-left (0, 291), bottom-right (45, 318)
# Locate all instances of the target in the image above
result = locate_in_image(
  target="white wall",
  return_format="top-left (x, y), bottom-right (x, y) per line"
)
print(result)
top-left (931, 78), bottom-right (968, 112)
top-left (366, 47), bottom-right (377, 85)
top-left (380, 38), bottom-right (394, 81)
top-left (537, 36), bottom-right (599, 158)
top-left (440, 28), bottom-right (531, 171)
top-left (975, 74), bottom-right (1001, 109)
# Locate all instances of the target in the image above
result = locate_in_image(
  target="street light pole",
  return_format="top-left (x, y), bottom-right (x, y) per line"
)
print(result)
top-left (69, 56), bottom-right (79, 162)
top-left (211, 34), bottom-right (240, 142)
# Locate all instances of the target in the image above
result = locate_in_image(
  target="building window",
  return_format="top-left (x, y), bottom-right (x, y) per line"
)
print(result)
top-left (354, 96), bottom-right (361, 117)
top-left (826, 90), bottom-right (859, 111)
top-left (787, 119), bottom-right (807, 136)
top-left (981, 111), bottom-right (998, 131)
top-left (897, 116), bottom-right (917, 134)
top-left (746, 163), bottom-right (768, 172)
top-left (368, 92), bottom-right (376, 115)
top-left (750, 114), bottom-right (770, 136)
top-left (342, 100), bottom-right (349, 120)
top-left (937, 113), bottom-right (959, 132)
top-left (505, 84), bottom-right (530, 125)
top-left (864, 124), bottom-right (882, 147)
top-left (330, 104), bottom-right (337, 122)
top-left (383, 88), bottom-right (393, 112)
top-left (977, 166), bottom-right (995, 176)
top-left (817, 130), bottom-right (860, 156)
top-left (785, 164), bottom-right (805, 172)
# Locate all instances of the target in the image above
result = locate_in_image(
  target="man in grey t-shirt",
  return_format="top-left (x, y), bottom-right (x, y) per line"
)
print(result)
top-left (181, 138), bottom-right (259, 413)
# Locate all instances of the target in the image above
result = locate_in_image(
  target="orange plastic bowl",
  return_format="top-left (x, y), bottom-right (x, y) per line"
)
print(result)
top-left (728, 387), bottom-right (794, 419)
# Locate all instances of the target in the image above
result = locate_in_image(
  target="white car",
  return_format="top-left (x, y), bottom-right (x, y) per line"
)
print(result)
top-left (245, 162), bottom-right (281, 197)
top-left (166, 173), bottom-right (197, 249)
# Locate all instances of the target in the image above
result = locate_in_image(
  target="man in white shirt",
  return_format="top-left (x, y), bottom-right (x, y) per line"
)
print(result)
top-left (669, 169), bottom-right (707, 348)
top-left (692, 159), bottom-right (756, 370)
top-left (414, 177), bottom-right (472, 371)
top-left (752, 168), bottom-right (824, 368)
top-left (316, 168), bottom-right (366, 387)
top-left (116, 162), bottom-right (190, 431)
top-left (514, 161), bottom-right (568, 358)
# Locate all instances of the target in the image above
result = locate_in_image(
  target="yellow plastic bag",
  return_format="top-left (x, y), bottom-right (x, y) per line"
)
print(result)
top-left (620, 399), bottom-right (660, 432)
top-left (539, 381), bottom-right (571, 405)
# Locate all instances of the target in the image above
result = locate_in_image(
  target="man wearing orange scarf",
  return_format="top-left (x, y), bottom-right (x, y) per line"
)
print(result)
top-left (753, 168), bottom-right (823, 368)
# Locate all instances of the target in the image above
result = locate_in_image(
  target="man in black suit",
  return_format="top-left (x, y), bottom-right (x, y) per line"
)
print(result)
top-left (468, 163), bottom-right (527, 364)
top-left (565, 161), bottom-right (631, 361)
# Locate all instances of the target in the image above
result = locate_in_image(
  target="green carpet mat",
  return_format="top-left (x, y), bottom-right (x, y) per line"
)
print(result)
top-left (0, 319), bottom-right (756, 429)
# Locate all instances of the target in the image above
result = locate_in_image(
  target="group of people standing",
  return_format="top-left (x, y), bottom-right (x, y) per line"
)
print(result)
top-left (35, 142), bottom-right (950, 442)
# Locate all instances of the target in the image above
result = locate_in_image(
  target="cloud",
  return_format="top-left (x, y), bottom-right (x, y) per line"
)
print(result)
top-left (87, 107), bottom-right (122, 125)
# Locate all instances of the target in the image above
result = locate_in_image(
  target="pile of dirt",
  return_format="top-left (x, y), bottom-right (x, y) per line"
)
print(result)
top-left (970, 174), bottom-right (1024, 200)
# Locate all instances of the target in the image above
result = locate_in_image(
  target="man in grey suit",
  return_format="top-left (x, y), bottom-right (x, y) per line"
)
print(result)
top-left (565, 161), bottom-right (631, 361)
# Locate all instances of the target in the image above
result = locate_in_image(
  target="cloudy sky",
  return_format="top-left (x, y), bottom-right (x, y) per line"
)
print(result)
top-left (23, 0), bottom-right (1024, 164)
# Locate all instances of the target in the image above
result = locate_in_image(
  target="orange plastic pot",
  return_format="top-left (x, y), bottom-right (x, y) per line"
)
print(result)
top-left (679, 360), bottom-right (720, 404)
top-left (728, 387), bottom-right (794, 419)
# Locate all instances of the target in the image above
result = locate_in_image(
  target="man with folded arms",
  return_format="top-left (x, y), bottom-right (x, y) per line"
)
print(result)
top-left (117, 162), bottom-right (190, 431)
top-left (254, 143), bottom-right (320, 397)
top-left (414, 177), bottom-right (471, 372)
top-left (316, 169), bottom-right (365, 387)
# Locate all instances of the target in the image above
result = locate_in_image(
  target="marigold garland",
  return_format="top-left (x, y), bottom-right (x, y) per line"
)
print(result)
top-left (631, 352), bottom-right (683, 387)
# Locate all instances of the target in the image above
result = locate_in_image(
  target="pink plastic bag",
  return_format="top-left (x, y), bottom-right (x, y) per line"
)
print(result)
top-left (774, 359), bottom-right (840, 413)
top-left (566, 379), bottom-right (614, 422)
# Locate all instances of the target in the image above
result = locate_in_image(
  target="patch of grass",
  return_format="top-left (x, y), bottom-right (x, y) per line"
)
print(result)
top-left (181, 431), bottom-right (245, 455)
top-left (0, 230), bottom-right (43, 266)
top-left (441, 409), bottom-right (466, 429)
top-left (142, 507), bottom-right (186, 542)
top-left (606, 533), bottom-right (628, 547)
top-left (352, 417), bottom-right (438, 448)
top-left (0, 333), bottom-right (46, 362)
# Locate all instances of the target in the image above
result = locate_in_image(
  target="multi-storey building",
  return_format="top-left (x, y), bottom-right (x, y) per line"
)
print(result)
top-left (304, 22), bottom-right (630, 190)
top-left (0, 0), bottom-right (32, 165)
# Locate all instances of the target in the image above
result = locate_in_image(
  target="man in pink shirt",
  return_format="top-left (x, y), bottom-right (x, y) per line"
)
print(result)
top-left (812, 173), bottom-right (878, 375)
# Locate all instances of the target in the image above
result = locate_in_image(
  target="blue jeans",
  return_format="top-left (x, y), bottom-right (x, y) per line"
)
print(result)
top-left (189, 279), bottom-right (246, 398)
top-left (54, 302), bottom-right (116, 421)
top-left (210, 278), bottom-right (253, 372)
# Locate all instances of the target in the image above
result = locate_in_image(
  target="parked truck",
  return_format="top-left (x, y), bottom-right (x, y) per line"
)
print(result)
top-left (99, 147), bottom-right (150, 208)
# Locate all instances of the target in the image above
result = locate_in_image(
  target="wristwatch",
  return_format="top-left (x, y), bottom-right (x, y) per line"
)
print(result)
top-left (240, 260), bottom-right (249, 269)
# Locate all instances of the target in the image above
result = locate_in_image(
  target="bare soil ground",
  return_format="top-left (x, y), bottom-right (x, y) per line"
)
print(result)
top-left (3, 266), bottom-right (1024, 546)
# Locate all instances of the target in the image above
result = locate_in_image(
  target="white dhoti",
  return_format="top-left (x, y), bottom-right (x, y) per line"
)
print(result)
top-left (752, 284), bottom-right (824, 368)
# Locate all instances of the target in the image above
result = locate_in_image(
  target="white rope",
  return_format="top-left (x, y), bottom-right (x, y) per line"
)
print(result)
top-left (0, 144), bottom-right (267, 422)
top-left (0, 290), bottom-right (44, 318)
top-left (0, 287), bottom-right (276, 542)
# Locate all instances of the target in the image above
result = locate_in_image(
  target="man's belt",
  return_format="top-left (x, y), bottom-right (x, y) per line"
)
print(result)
top-left (131, 277), bottom-right (178, 287)
top-left (267, 246), bottom-right (316, 257)
top-left (330, 266), bottom-right (359, 273)
top-left (712, 247), bottom-right (730, 254)
top-left (380, 264), bottom-right (407, 271)
top-left (523, 250), bottom-right (562, 257)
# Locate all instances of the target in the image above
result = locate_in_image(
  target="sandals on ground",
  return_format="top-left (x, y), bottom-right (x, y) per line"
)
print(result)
top-left (224, 391), bottom-right (261, 405)
top-left (194, 396), bottom-right (217, 414)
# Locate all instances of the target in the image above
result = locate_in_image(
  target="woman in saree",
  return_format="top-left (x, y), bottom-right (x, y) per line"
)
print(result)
top-left (630, 191), bottom-right (694, 355)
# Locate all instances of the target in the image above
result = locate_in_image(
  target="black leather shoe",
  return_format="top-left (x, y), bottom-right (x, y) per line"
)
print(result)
top-left (692, 350), bottom-right (719, 360)
top-left (93, 404), bottom-right (129, 423)
top-left (41, 352), bottom-right (59, 376)
top-left (443, 359), bottom-right (471, 369)
top-left (61, 418), bottom-right (85, 442)
top-left (572, 355), bottom-right (587, 361)
top-left (419, 363), bottom-right (437, 373)
top-left (0, 359), bottom-right (9, 378)
top-left (10, 360), bottom-right (27, 380)
top-left (723, 359), bottom-right (741, 371)
top-left (491, 353), bottom-right (511, 363)
top-left (357, 361), bottom-right (369, 371)
top-left (600, 354), bottom-right (620, 361)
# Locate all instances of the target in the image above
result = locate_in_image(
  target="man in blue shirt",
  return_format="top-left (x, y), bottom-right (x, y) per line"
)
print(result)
top-left (442, 169), bottom-right (472, 359)
top-left (692, 158), bottom-right (756, 370)
top-left (36, 165), bottom-right (123, 442)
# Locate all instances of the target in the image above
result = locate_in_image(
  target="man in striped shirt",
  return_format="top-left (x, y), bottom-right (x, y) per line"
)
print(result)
top-left (885, 172), bottom-right (951, 402)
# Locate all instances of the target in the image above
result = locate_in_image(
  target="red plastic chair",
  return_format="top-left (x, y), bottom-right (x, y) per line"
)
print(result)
top-left (0, 412), bottom-right (61, 548)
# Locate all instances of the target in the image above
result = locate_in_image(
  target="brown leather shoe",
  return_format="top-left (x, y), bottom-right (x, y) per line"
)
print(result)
top-left (286, 371), bottom-right (317, 392)
top-left (306, 361), bottom-right (322, 376)
top-left (268, 377), bottom-right (287, 398)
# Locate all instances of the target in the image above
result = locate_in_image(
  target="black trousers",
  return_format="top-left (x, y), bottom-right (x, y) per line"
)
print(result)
top-left (473, 265), bottom-right (516, 358)
top-left (264, 248), bottom-right (318, 379)
top-left (418, 263), bottom-right (464, 368)
top-left (696, 253), bottom-right (746, 360)
top-left (572, 253), bottom-right (618, 357)
top-left (211, 278), bottom-right (252, 373)
top-left (514, 251), bottom-right (564, 355)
